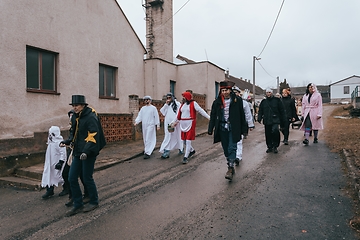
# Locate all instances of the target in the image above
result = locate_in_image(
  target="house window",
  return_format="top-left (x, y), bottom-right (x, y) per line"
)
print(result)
top-left (26, 46), bottom-right (57, 93)
top-left (99, 64), bottom-right (116, 98)
top-left (170, 80), bottom-right (176, 95)
top-left (344, 86), bottom-right (349, 94)
top-left (215, 82), bottom-right (220, 98)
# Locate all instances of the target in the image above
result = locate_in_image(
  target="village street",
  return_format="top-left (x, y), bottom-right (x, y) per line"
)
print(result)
top-left (0, 105), bottom-right (358, 239)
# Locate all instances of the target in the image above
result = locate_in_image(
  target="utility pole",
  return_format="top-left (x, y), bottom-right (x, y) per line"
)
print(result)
top-left (252, 56), bottom-right (261, 104)
top-left (277, 76), bottom-right (280, 94)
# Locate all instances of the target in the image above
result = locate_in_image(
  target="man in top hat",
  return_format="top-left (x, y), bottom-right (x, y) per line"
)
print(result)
top-left (134, 95), bottom-right (160, 159)
top-left (60, 95), bottom-right (106, 216)
top-left (208, 81), bottom-right (248, 181)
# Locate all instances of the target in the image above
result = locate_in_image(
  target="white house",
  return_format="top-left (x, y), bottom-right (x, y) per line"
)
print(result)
top-left (329, 75), bottom-right (360, 104)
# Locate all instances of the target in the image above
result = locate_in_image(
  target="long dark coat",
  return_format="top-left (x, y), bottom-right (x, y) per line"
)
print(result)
top-left (208, 93), bottom-right (248, 144)
top-left (281, 95), bottom-right (298, 121)
top-left (257, 96), bottom-right (286, 127)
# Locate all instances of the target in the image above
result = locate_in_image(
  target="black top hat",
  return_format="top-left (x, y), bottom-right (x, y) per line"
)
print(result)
top-left (69, 95), bottom-right (88, 105)
top-left (220, 80), bottom-right (235, 89)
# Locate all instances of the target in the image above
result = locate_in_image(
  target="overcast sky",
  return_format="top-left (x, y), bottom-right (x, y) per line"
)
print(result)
top-left (117, 0), bottom-right (360, 89)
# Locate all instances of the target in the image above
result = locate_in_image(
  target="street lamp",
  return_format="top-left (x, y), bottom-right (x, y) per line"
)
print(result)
top-left (252, 56), bottom-right (261, 104)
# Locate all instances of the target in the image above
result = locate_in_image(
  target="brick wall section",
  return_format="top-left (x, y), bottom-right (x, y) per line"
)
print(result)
top-left (192, 93), bottom-right (206, 109)
top-left (99, 114), bottom-right (133, 143)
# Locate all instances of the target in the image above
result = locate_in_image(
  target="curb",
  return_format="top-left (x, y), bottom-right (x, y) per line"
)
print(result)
top-left (342, 149), bottom-right (360, 201)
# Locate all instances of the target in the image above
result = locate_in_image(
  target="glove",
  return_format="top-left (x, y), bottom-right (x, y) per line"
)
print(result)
top-left (60, 140), bottom-right (71, 147)
top-left (80, 153), bottom-right (87, 160)
top-left (55, 160), bottom-right (64, 170)
top-left (208, 131), bottom-right (213, 135)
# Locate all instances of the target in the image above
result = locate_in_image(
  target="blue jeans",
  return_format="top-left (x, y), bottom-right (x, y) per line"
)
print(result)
top-left (220, 129), bottom-right (237, 167)
top-left (69, 155), bottom-right (98, 208)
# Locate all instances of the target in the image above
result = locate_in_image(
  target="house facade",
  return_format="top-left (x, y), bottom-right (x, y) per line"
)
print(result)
top-left (1, 0), bottom-right (235, 160)
top-left (0, 0), bottom-right (146, 140)
top-left (329, 75), bottom-right (360, 104)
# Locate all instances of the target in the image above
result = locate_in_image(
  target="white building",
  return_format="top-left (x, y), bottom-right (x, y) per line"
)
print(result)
top-left (329, 75), bottom-right (360, 104)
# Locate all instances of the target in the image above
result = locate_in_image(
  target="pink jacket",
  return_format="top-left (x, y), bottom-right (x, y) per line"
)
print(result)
top-left (300, 92), bottom-right (323, 130)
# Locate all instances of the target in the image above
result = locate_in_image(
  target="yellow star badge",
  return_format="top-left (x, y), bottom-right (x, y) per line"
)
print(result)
top-left (85, 131), bottom-right (97, 143)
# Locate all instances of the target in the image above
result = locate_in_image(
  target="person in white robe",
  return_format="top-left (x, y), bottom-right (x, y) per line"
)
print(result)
top-left (232, 86), bottom-right (254, 165)
top-left (41, 126), bottom-right (67, 199)
top-left (159, 93), bottom-right (183, 159)
top-left (134, 96), bottom-right (160, 159)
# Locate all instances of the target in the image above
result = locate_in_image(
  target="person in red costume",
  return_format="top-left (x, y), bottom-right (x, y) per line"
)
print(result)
top-left (174, 91), bottom-right (210, 164)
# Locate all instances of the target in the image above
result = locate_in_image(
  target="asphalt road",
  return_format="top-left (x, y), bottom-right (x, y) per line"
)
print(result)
top-left (0, 105), bottom-right (358, 239)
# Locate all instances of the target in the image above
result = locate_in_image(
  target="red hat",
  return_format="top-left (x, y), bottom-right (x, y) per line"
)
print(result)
top-left (182, 92), bottom-right (192, 101)
top-left (220, 80), bottom-right (235, 89)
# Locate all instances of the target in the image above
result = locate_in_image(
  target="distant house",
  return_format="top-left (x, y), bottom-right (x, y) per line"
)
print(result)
top-left (329, 75), bottom-right (360, 104)
top-left (226, 75), bottom-right (263, 99)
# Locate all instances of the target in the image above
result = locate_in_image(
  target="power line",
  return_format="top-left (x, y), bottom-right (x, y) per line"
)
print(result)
top-left (159, 0), bottom-right (192, 27)
top-left (258, 61), bottom-right (276, 79)
top-left (257, 0), bottom-right (286, 58)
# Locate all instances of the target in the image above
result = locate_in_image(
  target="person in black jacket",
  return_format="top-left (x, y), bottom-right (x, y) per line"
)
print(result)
top-left (280, 88), bottom-right (298, 145)
top-left (208, 81), bottom-right (248, 181)
top-left (60, 109), bottom-right (90, 207)
top-left (60, 95), bottom-right (106, 216)
top-left (257, 88), bottom-right (286, 153)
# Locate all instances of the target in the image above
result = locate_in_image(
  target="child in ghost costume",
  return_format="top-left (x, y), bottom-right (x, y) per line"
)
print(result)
top-left (41, 126), bottom-right (67, 199)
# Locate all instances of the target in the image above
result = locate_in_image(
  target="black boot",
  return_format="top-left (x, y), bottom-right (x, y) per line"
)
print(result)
top-left (59, 188), bottom-right (69, 197)
top-left (42, 186), bottom-right (54, 199)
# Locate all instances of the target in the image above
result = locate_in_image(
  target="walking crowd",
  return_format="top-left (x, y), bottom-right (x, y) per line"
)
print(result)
top-left (40, 81), bottom-right (323, 216)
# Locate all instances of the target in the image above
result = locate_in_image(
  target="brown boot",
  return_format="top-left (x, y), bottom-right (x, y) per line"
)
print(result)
top-left (225, 167), bottom-right (234, 181)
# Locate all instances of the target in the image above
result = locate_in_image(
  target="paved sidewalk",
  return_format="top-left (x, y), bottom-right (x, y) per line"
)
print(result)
top-left (94, 125), bottom-right (209, 171)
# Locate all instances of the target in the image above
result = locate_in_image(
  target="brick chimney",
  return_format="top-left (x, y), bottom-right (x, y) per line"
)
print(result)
top-left (143, 0), bottom-right (173, 62)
